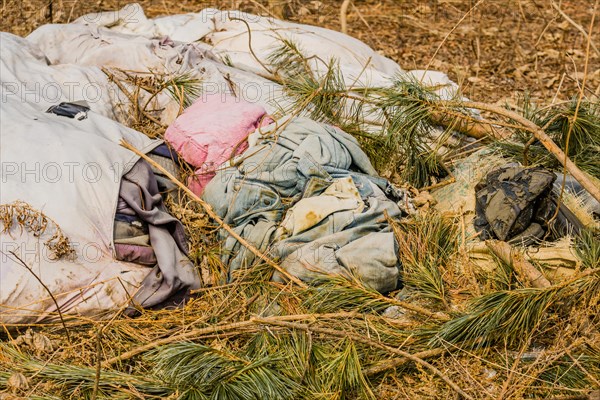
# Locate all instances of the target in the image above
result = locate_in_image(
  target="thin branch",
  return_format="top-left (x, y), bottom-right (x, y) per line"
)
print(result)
top-left (551, 1), bottom-right (600, 57)
top-left (228, 13), bottom-right (273, 75)
top-left (363, 348), bottom-right (447, 376)
top-left (103, 312), bottom-right (468, 397)
top-left (444, 100), bottom-right (600, 204)
top-left (424, 0), bottom-right (484, 74)
top-left (4, 250), bottom-right (71, 343)
top-left (91, 325), bottom-right (103, 400)
top-left (253, 317), bottom-right (474, 400)
top-left (103, 312), bottom-right (354, 366)
top-left (340, 0), bottom-right (351, 34)
top-left (547, 0), bottom-right (597, 232)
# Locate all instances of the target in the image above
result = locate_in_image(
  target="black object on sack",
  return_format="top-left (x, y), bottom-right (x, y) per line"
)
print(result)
top-left (46, 101), bottom-right (90, 120)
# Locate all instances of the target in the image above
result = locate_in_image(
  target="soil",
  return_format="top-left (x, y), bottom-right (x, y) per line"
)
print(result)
top-left (1, 2), bottom-right (599, 399)
top-left (1, 0), bottom-right (598, 106)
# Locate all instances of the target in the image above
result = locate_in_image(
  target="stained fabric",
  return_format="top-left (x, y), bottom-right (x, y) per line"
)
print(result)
top-left (474, 165), bottom-right (583, 245)
top-left (202, 116), bottom-right (410, 292)
top-left (0, 88), bottom-right (158, 324)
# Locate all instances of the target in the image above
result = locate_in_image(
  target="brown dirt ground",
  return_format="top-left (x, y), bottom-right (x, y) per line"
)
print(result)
top-left (1, 0), bottom-right (598, 106)
top-left (1, 3), bottom-right (599, 399)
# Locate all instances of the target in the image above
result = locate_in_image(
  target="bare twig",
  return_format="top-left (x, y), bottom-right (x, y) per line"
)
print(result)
top-left (551, 1), bottom-right (600, 57)
top-left (104, 312), bottom-right (468, 398)
top-left (228, 13), bottom-right (273, 75)
top-left (340, 0), bottom-right (351, 34)
top-left (4, 250), bottom-right (71, 343)
top-left (102, 319), bottom-right (256, 367)
top-left (103, 312), bottom-right (353, 366)
top-left (363, 347), bottom-right (447, 376)
top-left (444, 100), bottom-right (600, 204)
top-left (253, 317), bottom-right (474, 400)
top-left (546, 0), bottom-right (597, 233)
top-left (424, 0), bottom-right (484, 74)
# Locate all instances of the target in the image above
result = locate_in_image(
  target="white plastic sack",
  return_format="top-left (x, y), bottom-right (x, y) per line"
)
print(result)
top-left (0, 34), bottom-right (162, 324)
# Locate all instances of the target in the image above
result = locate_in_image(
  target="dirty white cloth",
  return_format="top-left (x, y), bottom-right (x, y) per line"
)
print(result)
top-left (0, 98), bottom-right (151, 323)
top-left (27, 4), bottom-right (462, 117)
top-left (0, 37), bottom-right (200, 324)
top-left (0, 33), bottom-right (125, 121)
top-left (70, 4), bottom-right (401, 87)
top-left (27, 19), bottom-right (286, 121)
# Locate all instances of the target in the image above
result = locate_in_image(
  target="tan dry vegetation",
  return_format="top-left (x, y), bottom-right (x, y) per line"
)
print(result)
top-left (1, 1), bottom-right (600, 399)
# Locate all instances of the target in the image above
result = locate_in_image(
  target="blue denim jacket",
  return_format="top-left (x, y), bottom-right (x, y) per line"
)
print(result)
top-left (202, 117), bottom-right (409, 291)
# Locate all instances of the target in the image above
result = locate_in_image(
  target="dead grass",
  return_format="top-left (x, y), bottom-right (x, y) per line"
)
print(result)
top-left (0, 201), bottom-right (74, 260)
top-left (1, 1), bottom-right (600, 399)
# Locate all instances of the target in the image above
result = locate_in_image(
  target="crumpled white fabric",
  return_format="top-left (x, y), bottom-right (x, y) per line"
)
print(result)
top-left (67, 4), bottom-right (400, 87)
top-left (0, 36), bottom-right (162, 323)
top-left (0, 3), bottom-right (468, 323)
top-left (27, 19), bottom-right (288, 121)
top-left (21, 3), bottom-right (467, 139)
top-left (49, 3), bottom-right (461, 101)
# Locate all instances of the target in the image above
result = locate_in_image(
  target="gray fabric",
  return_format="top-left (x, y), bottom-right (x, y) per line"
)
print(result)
top-left (147, 153), bottom-right (179, 193)
top-left (202, 116), bottom-right (407, 292)
top-left (335, 232), bottom-right (399, 292)
top-left (118, 160), bottom-right (201, 308)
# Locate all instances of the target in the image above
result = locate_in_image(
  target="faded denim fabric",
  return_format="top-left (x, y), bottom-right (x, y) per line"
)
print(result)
top-left (202, 117), bottom-right (409, 291)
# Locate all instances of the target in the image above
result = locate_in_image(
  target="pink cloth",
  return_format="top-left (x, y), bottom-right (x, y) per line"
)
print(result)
top-left (165, 93), bottom-right (273, 195)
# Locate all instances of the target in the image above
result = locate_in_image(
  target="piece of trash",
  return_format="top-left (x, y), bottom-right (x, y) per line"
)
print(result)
top-left (483, 368), bottom-right (497, 380)
top-left (46, 100), bottom-right (90, 120)
top-left (382, 305), bottom-right (407, 319)
top-left (7, 372), bottom-right (29, 392)
top-left (474, 165), bottom-right (583, 245)
top-left (12, 328), bottom-right (53, 354)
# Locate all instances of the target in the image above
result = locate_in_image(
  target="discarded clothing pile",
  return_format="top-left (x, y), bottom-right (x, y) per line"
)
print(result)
top-left (202, 117), bottom-right (412, 292)
top-left (1, 3), bottom-right (466, 323)
top-left (474, 165), bottom-right (583, 245)
top-left (113, 157), bottom-right (199, 308)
